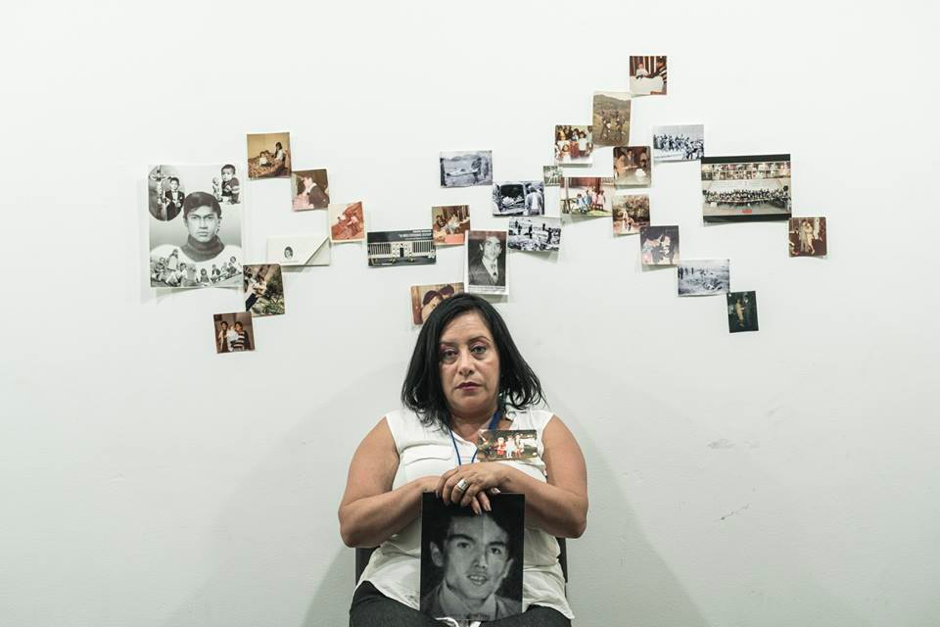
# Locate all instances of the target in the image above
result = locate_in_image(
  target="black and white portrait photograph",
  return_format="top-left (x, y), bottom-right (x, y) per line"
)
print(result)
top-left (677, 259), bottom-right (730, 297)
top-left (420, 493), bottom-right (524, 625)
top-left (508, 216), bottom-right (561, 253)
top-left (492, 181), bottom-right (544, 216)
top-left (247, 132), bottom-right (291, 179)
top-left (243, 264), bottom-right (285, 316)
top-left (466, 230), bottom-right (508, 296)
top-left (562, 177), bottom-right (615, 216)
top-left (291, 168), bottom-right (329, 210)
top-left (212, 312), bottom-right (255, 354)
top-left (367, 230), bottom-right (436, 267)
top-left (613, 146), bottom-right (652, 187)
top-left (701, 154), bottom-right (792, 223)
top-left (727, 291), bottom-right (759, 333)
top-left (440, 150), bottom-right (493, 188)
top-left (629, 55), bottom-right (668, 96)
top-left (612, 193), bottom-right (650, 235)
top-left (640, 225), bottom-right (680, 267)
top-left (554, 125), bottom-right (593, 165)
top-left (653, 124), bottom-right (705, 162)
top-left (592, 92), bottom-right (631, 147)
top-left (148, 164), bottom-right (243, 289)
top-left (789, 217), bottom-right (827, 257)
top-left (542, 165), bottom-right (563, 187)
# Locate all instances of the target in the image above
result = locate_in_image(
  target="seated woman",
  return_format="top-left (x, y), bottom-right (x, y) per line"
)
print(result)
top-left (340, 294), bottom-right (587, 626)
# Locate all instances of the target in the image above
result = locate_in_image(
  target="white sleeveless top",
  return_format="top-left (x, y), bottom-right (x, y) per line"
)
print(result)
top-left (357, 407), bottom-right (574, 619)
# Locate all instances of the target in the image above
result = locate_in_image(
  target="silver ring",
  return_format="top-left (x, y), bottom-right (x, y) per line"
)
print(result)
top-left (455, 478), bottom-right (470, 492)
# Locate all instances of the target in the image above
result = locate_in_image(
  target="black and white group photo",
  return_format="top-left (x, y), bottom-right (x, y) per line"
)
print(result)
top-left (367, 230), bottom-right (436, 267)
top-left (727, 291), bottom-right (759, 333)
top-left (492, 181), bottom-right (545, 216)
top-left (466, 230), bottom-right (508, 295)
top-left (701, 154), bottom-right (792, 222)
top-left (592, 92), bottom-right (631, 147)
top-left (640, 225), bottom-right (680, 266)
top-left (652, 124), bottom-right (704, 162)
top-left (212, 312), bottom-right (255, 353)
top-left (542, 165), bottom-right (563, 187)
top-left (508, 217), bottom-right (561, 253)
top-left (677, 259), bottom-right (730, 296)
top-left (440, 150), bottom-right (493, 187)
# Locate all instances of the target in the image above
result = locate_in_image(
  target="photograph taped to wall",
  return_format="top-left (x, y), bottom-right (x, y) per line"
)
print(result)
top-left (613, 146), bottom-right (652, 188)
top-left (554, 125), bottom-right (593, 165)
top-left (243, 264), bottom-right (285, 316)
top-left (329, 202), bottom-right (365, 243)
top-left (492, 181), bottom-right (544, 216)
top-left (592, 92), bottom-right (631, 147)
top-left (727, 291), bottom-right (759, 333)
top-left (466, 230), bottom-right (508, 296)
top-left (562, 177), bottom-right (615, 216)
top-left (291, 168), bottom-right (329, 210)
top-left (440, 150), bottom-right (493, 188)
top-left (432, 205), bottom-right (471, 245)
top-left (653, 124), bottom-right (704, 162)
top-left (612, 193), bottom-right (650, 235)
top-left (266, 233), bottom-right (330, 267)
top-left (789, 217), bottom-right (827, 257)
top-left (543, 165), bottom-right (563, 187)
top-left (701, 154), bottom-right (792, 223)
top-left (508, 216), bottom-right (561, 253)
top-left (410, 282), bottom-right (465, 325)
top-left (213, 312), bottom-right (255, 354)
top-left (148, 164), bottom-right (243, 289)
top-left (678, 259), bottom-right (730, 297)
top-left (629, 55), bottom-right (667, 96)
top-left (640, 225), bottom-right (680, 266)
top-left (246, 132), bottom-right (291, 179)
top-left (478, 430), bottom-right (538, 462)
top-left (420, 493), bottom-right (524, 624)
top-left (367, 230), bottom-right (436, 267)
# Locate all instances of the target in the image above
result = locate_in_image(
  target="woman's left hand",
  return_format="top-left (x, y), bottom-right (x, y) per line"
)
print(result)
top-left (438, 463), bottom-right (510, 511)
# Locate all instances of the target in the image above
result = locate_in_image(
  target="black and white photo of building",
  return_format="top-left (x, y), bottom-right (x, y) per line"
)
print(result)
top-left (702, 154), bottom-right (791, 223)
top-left (653, 124), bottom-right (704, 162)
top-left (367, 229), bottom-right (436, 266)
top-left (492, 181), bottom-right (544, 216)
top-left (677, 259), bottom-right (730, 297)
top-left (508, 217), bottom-right (561, 253)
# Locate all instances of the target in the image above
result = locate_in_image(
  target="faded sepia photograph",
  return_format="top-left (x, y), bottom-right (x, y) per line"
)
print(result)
top-left (440, 150), bottom-right (493, 187)
top-left (612, 193), bottom-right (650, 235)
top-left (492, 181), bottom-right (544, 216)
top-left (640, 225), bottom-right (680, 266)
top-left (243, 264), bottom-right (285, 316)
top-left (543, 165), bottom-right (563, 187)
top-left (367, 230), bottom-right (436, 267)
top-left (630, 55), bottom-right (668, 96)
top-left (213, 312), bottom-right (255, 354)
top-left (466, 230), bottom-right (508, 296)
top-left (789, 217), bottom-right (827, 257)
top-left (562, 177), bottom-right (615, 216)
top-left (478, 429), bottom-right (538, 461)
top-left (613, 146), bottom-right (652, 187)
top-left (329, 202), bottom-right (365, 243)
top-left (592, 92), bottom-right (631, 147)
top-left (727, 291), bottom-right (759, 333)
top-left (246, 132), bottom-right (291, 179)
top-left (432, 205), bottom-right (471, 245)
top-left (678, 259), bottom-right (730, 297)
top-left (653, 124), bottom-right (704, 162)
top-left (702, 154), bottom-right (791, 223)
top-left (410, 282), bottom-right (465, 325)
top-left (554, 125), bottom-right (593, 165)
top-left (508, 216), bottom-right (561, 253)
top-left (291, 168), bottom-right (329, 210)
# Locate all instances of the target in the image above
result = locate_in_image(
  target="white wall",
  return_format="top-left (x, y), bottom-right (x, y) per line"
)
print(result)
top-left (2, 1), bottom-right (939, 626)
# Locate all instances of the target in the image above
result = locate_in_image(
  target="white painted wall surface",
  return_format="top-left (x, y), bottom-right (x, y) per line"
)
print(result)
top-left (2, 1), bottom-right (939, 626)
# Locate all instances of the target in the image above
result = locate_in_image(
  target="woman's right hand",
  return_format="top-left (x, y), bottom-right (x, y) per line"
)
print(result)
top-left (414, 475), bottom-right (493, 516)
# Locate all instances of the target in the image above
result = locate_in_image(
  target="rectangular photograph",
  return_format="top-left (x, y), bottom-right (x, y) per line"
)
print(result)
top-left (789, 217), bottom-right (827, 257)
top-left (678, 259), bottom-right (730, 297)
top-left (701, 154), bottom-right (792, 223)
top-left (466, 230), bottom-right (508, 296)
top-left (367, 229), bottom-right (436, 267)
top-left (243, 264), bottom-right (285, 316)
top-left (148, 164), bottom-right (243, 289)
top-left (492, 181), bottom-right (544, 216)
top-left (629, 55), bottom-right (668, 96)
top-left (432, 205), bottom-right (471, 246)
top-left (542, 165), bottom-right (563, 187)
top-left (562, 177), bottom-right (615, 216)
top-left (613, 146), bottom-right (652, 187)
top-left (440, 150), bottom-right (493, 188)
top-left (592, 92), bottom-right (631, 147)
top-left (291, 168), bottom-right (329, 210)
top-left (246, 132), bottom-right (291, 179)
top-left (410, 282), bottom-right (465, 326)
top-left (554, 125), bottom-right (593, 165)
top-left (640, 225), bottom-right (680, 266)
top-left (267, 233), bottom-right (330, 267)
top-left (508, 216), bottom-right (561, 253)
top-left (420, 493), bottom-right (524, 624)
top-left (478, 430), bottom-right (538, 461)
top-left (612, 193), bottom-right (650, 235)
top-left (653, 124), bottom-right (704, 162)
top-left (329, 202), bottom-right (366, 243)
top-left (727, 291), bottom-right (759, 333)
top-left (213, 312), bottom-right (255, 354)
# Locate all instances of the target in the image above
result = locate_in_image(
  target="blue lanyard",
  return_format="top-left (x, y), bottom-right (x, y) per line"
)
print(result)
top-left (449, 408), bottom-right (502, 466)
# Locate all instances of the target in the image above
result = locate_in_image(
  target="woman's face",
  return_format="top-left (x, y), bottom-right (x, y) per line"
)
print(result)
top-left (438, 311), bottom-right (500, 418)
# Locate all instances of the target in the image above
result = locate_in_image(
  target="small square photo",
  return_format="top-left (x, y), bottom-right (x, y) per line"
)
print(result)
top-left (213, 312), bottom-right (255, 353)
top-left (629, 56), bottom-right (667, 96)
top-left (640, 225), bottom-right (679, 266)
top-left (612, 193), bottom-right (650, 235)
top-left (291, 169), bottom-right (329, 210)
top-left (247, 132), bottom-right (291, 179)
top-left (243, 264), bottom-right (285, 316)
top-left (789, 217), bottom-right (827, 257)
top-left (329, 202), bottom-right (366, 243)
top-left (432, 205), bottom-right (471, 245)
top-left (554, 125), bottom-right (593, 165)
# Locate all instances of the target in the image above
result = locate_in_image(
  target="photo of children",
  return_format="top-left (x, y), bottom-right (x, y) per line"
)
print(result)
top-left (329, 202), bottom-right (365, 243)
top-left (212, 312), bottom-right (255, 354)
top-left (291, 169), bottom-right (329, 210)
top-left (554, 125), bottom-right (593, 165)
top-left (247, 132), bottom-right (291, 179)
top-left (562, 177), bottom-right (615, 216)
top-left (612, 193), bottom-right (650, 235)
top-left (478, 430), bottom-right (538, 461)
top-left (432, 205), bottom-right (471, 245)
top-left (243, 264), bottom-right (285, 316)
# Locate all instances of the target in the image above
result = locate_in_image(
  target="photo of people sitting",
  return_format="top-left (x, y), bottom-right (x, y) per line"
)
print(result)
top-left (703, 188), bottom-right (790, 207)
top-left (247, 132), bottom-right (292, 179)
top-left (630, 55), bottom-right (667, 96)
top-left (330, 202), bottom-right (365, 242)
top-left (432, 205), bottom-right (471, 245)
top-left (292, 169), bottom-right (330, 210)
top-left (613, 146), bottom-right (652, 187)
top-left (554, 125), bottom-right (593, 164)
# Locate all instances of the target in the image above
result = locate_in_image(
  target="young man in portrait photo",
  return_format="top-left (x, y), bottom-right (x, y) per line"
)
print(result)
top-left (468, 234), bottom-right (506, 287)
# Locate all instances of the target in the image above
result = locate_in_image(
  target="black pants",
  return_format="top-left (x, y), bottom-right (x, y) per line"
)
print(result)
top-left (350, 581), bottom-right (571, 627)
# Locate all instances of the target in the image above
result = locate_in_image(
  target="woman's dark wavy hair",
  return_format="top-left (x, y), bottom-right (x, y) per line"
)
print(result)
top-left (401, 293), bottom-right (544, 430)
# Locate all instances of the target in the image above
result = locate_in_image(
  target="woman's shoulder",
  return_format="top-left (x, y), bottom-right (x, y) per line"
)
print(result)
top-left (508, 406), bottom-right (556, 430)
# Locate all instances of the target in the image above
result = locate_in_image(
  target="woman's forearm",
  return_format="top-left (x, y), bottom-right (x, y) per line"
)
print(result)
top-left (500, 467), bottom-right (587, 538)
top-left (339, 478), bottom-right (427, 548)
